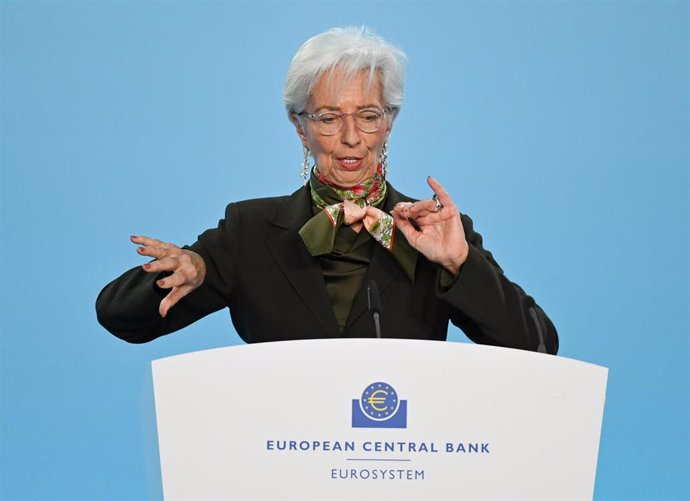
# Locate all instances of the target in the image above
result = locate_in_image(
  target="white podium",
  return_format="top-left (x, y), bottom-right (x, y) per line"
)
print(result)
top-left (152, 339), bottom-right (608, 500)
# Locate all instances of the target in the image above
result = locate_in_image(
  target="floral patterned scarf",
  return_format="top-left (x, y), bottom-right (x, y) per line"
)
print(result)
top-left (299, 164), bottom-right (416, 281)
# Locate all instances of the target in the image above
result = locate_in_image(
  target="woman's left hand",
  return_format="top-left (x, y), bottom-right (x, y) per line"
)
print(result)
top-left (390, 176), bottom-right (469, 275)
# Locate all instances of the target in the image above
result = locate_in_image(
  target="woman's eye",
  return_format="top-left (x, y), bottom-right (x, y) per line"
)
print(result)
top-left (359, 112), bottom-right (380, 122)
top-left (319, 114), bottom-right (338, 124)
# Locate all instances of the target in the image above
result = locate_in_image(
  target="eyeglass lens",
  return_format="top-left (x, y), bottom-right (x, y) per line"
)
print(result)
top-left (316, 110), bottom-right (384, 135)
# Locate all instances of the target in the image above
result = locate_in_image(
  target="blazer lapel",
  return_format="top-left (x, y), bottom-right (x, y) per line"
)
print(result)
top-left (266, 187), bottom-right (341, 338)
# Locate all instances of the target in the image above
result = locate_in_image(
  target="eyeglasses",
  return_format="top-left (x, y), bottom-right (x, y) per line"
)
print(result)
top-left (297, 107), bottom-right (392, 136)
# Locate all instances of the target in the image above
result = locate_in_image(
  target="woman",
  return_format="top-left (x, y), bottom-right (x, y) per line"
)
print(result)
top-left (96, 27), bottom-right (558, 354)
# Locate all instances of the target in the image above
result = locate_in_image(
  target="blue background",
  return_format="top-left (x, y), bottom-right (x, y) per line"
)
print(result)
top-left (1, 1), bottom-right (688, 499)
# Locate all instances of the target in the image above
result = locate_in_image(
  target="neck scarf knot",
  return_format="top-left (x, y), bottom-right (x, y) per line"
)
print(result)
top-left (299, 164), bottom-right (416, 281)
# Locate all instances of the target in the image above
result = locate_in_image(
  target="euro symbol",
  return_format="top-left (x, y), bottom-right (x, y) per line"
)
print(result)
top-left (367, 390), bottom-right (388, 411)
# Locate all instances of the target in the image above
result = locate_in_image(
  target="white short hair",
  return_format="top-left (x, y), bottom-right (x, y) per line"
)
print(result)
top-left (283, 26), bottom-right (407, 116)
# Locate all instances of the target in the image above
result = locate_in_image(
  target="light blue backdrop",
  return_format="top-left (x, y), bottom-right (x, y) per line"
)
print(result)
top-left (1, 1), bottom-right (688, 499)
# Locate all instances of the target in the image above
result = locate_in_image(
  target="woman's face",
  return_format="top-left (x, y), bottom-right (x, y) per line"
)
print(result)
top-left (294, 70), bottom-right (392, 187)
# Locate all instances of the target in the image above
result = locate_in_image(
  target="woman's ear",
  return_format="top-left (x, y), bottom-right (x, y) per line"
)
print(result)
top-left (385, 108), bottom-right (399, 135)
top-left (290, 113), bottom-right (309, 147)
top-left (386, 116), bottom-right (396, 136)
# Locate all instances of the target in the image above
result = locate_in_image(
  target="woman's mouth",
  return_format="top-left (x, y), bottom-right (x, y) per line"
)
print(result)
top-left (338, 157), bottom-right (363, 170)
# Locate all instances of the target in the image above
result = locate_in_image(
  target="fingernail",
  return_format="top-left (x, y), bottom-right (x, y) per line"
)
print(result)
top-left (143, 263), bottom-right (151, 270)
top-left (156, 279), bottom-right (165, 287)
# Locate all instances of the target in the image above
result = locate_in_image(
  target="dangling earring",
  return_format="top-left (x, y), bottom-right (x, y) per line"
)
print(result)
top-left (379, 140), bottom-right (389, 178)
top-left (301, 146), bottom-right (311, 184)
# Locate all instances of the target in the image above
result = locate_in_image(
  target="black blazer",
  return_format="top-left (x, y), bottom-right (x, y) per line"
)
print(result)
top-left (96, 184), bottom-right (558, 353)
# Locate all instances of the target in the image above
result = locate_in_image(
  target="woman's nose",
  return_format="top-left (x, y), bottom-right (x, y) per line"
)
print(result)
top-left (340, 115), bottom-right (362, 146)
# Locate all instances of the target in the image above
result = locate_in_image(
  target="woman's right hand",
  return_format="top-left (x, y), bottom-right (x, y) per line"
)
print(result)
top-left (130, 235), bottom-right (207, 318)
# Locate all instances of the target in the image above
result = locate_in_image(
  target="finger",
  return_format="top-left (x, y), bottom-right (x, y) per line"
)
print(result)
top-left (427, 176), bottom-right (455, 208)
top-left (407, 217), bottom-right (422, 232)
top-left (390, 208), bottom-right (408, 226)
top-left (154, 267), bottom-right (193, 289)
top-left (403, 199), bottom-right (440, 218)
top-left (391, 202), bottom-right (413, 215)
top-left (391, 209), bottom-right (423, 237)
top-left (404, 213), bottom-right (436, 226)
top-left (391, 200), bottom-right (436, 220)
top-left (389, 208), bottom-right (423, 232)
top-left (344, 200), bottom-right (367, 224)
top-left (159, 285), bottom-right (192, 317)
top-left (142, 256), bottom-right (178, 273)
top-left (411, 208), bottom-right (462, 232)
top-left (131, 235), bottom-right (172, 248)
top-left (137, 244), bottom-right (176, 259)
top-left (391, 215), bottom-right (418, 242)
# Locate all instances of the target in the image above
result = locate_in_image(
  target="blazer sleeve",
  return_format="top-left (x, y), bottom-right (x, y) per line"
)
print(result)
top-left (95, 204), bottom-right (239, 343)
top-left (437, 214), bottom-right (559, 354)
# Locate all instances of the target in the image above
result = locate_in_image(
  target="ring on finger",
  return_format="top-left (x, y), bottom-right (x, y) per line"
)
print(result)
top-left (432, 194), bottom-right (443, 212)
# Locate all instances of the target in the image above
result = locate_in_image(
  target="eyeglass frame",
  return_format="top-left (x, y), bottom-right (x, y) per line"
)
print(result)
top-left (296, 107), bottom-right (396, 136)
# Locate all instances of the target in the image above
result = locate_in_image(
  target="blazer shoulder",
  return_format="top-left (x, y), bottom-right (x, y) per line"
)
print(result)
top-left (227, 194), bottom-right (292, 213)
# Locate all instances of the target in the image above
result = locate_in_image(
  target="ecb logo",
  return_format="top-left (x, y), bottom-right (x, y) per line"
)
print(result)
top-left (352, 382), bottom-right (407, 428)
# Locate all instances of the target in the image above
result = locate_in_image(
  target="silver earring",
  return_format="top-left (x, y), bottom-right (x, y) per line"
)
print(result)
top-left (380, 140), bottom-right (389, 178)
top-left (301, 146), bottom-right (310, 184)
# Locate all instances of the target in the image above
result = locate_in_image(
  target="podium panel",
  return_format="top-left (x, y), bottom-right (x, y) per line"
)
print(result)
top-left (152, 339), bottom-right (607, 500)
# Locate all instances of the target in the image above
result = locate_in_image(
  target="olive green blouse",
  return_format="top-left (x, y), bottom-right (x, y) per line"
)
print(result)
top-left (316, 219), bottom-right (375, 332)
